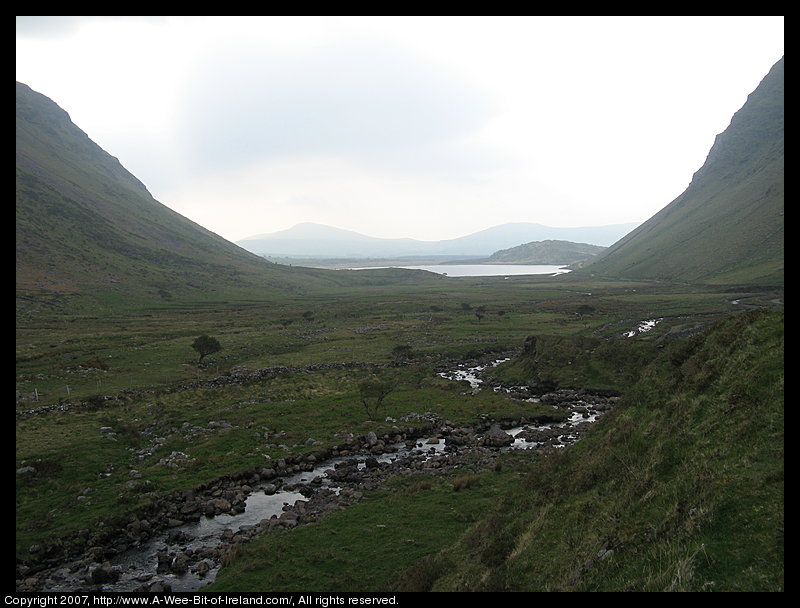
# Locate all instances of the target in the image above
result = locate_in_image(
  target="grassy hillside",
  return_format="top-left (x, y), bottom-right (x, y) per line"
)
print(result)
top-left (486, 239), bottom-right (606, 265)
top-left (583, 58), bottom-right (784, 286)
top-left (388, 309), bottom-right (784, 591)
top-left (16, 82), bottom-right (441, 314)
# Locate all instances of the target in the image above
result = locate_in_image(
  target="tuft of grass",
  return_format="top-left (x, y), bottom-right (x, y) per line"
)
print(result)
top-left (452, 475), bottom-right (481, 491)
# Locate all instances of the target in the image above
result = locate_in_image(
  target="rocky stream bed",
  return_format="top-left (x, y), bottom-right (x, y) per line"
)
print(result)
top-left (16, 361), bottom-right (618, 593)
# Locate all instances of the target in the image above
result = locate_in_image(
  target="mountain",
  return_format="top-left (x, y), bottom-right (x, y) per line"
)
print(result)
top-left (582, 58), bottom-right (784, 286)
top-left (485, 240), bottom-right (606, 265)
top-left (16, 83), bottom-right (432, 311)
top-left (16, 82), bottom-right (271, 301)
top-left (237, 222), bottom-right (423, 258)
top-left (237, 221), bottom-right (639, 258)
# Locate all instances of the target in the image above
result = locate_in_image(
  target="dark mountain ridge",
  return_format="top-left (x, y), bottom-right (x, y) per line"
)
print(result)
top-left (582, 57), bottom-right (784, 286)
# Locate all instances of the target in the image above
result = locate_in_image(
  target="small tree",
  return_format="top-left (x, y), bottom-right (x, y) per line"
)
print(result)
top-left (191, 335), bottom-right (222, 364)
top-left (474, 305), bottom-right (487, 323)
top-left (391, 344), bottom-right (414, 363)
top-left (358, 377), bottom-right (394, 420)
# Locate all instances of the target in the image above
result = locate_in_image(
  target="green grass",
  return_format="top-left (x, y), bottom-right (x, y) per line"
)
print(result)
top-left (204, 453), bottom-right (531, 592)
top-left (15, 276), bottom-right (753, 409)
top-left (15, 274), bottom-right (783, 592)
top-left (391, 310), bottom-right (784, 592)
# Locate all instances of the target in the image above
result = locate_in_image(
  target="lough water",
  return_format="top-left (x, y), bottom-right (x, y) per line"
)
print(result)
top-left (351, 264), bottom-right (571, 277)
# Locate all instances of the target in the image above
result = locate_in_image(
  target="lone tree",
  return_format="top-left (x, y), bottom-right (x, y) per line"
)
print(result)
top-left (391, 344), bottom-right (414, 363)
top-left (358, 377), bottom-right (395, 420)
top-left (191, 335), bottom-right (222, 364)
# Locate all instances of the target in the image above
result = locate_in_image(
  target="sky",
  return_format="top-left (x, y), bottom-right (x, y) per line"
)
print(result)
top-left (16, 16), bottom-right (784, 243)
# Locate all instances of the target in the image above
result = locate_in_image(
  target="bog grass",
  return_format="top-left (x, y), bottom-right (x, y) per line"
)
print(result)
top-left (16, 274), bottom-right (783, 591)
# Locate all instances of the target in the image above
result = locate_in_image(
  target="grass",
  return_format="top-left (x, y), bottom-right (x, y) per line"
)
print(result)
top-left (390, 310), bottom-right (783, 592)
top-left (15, 276), bottom-right (749, 409)
top-left (15, 275), bottom-right (783, 592)
top-left (204, 453), bottom-right (531, 592)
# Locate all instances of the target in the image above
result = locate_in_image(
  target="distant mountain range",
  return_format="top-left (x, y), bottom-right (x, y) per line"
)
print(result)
top-left (236, 221), bottom-right (639, 259)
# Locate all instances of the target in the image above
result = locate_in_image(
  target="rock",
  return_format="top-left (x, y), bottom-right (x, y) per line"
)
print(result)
top-left (208, 497), bottom-right (232, 513)
top-left (194, 559), bottom-right (213, 578)
top-left (141, 580), bottom-right (172, 592)
top-left (208, 421), bottom-right (232, 429)
top-left (156, 552), bottom-right (172, 573)
top-left (180, 500), bottom-right (200, 515)
top-left (89, 562), bottom-right (120, 584)
top-left (481, 425), bottom-right (514, 447)
top-left (170, 553), bottom-right (189, 575)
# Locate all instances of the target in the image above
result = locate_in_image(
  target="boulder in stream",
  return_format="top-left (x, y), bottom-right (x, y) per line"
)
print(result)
top-left (481, 425), bottom-right (514, 448)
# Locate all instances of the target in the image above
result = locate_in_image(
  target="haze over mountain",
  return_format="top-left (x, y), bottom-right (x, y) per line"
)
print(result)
top-left (582, 57), bottom-right (784, 285)
top-left (236, 221), bottom-right (638, 259)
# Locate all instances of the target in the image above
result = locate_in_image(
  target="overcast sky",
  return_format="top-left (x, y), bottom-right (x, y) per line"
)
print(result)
top-left (16, 16), bottom-right (784, 243)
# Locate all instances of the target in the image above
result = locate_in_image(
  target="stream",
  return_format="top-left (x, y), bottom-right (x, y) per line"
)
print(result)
top-left (18, 361), bottom-right (616, 593)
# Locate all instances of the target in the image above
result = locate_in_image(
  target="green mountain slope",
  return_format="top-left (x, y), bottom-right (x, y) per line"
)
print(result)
top-left (583, 58), bottom-right (784, 286)
top-left (393, 309), bottom-right (784, 591)
top-left (485, 239), bottom-right (605, 265)
top-left (16, 83), bottom-right (438, 311)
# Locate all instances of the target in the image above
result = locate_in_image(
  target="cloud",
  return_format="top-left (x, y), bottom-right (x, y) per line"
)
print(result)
top-left (176, 39), bottom-right (497, 176)
top-left (15, 16), bottom-right (83, 37)
top-left (17, 16), bottom-right (784, 242)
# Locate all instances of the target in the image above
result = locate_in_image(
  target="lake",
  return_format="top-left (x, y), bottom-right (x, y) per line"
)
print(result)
top-left (350, 264), bottom-right (572, 277)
